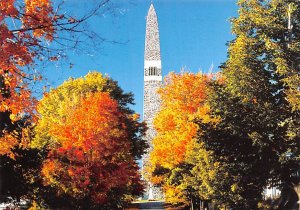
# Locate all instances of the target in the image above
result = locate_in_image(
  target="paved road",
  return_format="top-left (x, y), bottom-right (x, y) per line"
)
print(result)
top-left (127, 201), bottom-right (165, 210)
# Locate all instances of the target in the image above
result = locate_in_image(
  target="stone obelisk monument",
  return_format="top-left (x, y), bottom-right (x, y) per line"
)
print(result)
top-left (142, 3), bottom-right (163, 200)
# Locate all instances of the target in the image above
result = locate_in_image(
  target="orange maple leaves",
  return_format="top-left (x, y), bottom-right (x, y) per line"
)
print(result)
top-left (0, 0), bottom-right (54, 156)
top-left (0, 0), bottom-right (18, 20)
top-left (23, 0), bottom-right (55, 39)
top-left (51, 92), bottom-right (130, 156)
top-left (147, 71), bottom-right (220, 206)
top-left (151, 71), bottom-right (216, 169)
top-left (42, 92), bottom-right (142, 204)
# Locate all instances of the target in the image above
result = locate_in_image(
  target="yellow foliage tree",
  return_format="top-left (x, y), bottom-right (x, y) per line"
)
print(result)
top-left (151, 72), bottom-right (217, 169)
top-left (149, 71), bottom-right (219, 207)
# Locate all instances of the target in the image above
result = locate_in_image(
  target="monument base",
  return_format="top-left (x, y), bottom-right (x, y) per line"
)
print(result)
top-left (144, 183), bottom-right (164, 200)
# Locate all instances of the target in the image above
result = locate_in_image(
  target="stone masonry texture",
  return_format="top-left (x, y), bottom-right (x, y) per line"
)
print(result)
top-left (143, 4), bottom-right (163, 200)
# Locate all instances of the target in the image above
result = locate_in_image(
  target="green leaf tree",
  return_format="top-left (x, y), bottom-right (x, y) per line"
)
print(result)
top-left (196, 0), bottom-right (300, 208)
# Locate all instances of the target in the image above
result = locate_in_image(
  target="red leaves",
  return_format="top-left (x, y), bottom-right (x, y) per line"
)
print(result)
top-left (0, 0), bottom-right (56, 155)
top-left (23, 0), bottom-right (55, 40)
top-left (0, 0), bottom-right (18, 20)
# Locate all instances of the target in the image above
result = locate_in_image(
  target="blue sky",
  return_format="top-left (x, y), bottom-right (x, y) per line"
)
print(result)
top-left (44, 0), bottom-right (238, 116)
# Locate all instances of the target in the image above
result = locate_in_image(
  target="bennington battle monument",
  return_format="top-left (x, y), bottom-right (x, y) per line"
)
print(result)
top-left (142, 3), bottom-right (163, 199)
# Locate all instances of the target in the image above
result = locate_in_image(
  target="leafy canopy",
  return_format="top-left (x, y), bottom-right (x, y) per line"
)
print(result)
top-left (33, 72), bottom-right (147, 209)
top-left (149, 71), bottom-right (218, 207)
top-left (41, 92), bottom-right (143, 207)
top-left (0, 0), bottom-right (54, 156)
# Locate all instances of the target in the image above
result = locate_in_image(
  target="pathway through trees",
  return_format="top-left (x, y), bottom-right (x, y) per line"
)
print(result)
top-left (126, 201), bottom-right (165, 210)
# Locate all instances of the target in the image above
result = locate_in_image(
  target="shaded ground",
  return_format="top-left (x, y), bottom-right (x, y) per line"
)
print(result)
top-left (126, 201), bottom-right (165, 210)
top-left (126, 201), bottom-right (184, 210)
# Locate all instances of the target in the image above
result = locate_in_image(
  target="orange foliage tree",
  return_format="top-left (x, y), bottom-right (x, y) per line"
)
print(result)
top-left (41, 92), bottom-right (143, 208)
top-left (33, 72), bottom-right (147, 209)
top-left (151, 71), bottom-right (216, 169)
top-left (149, 71), bottom-right (219, 207)
top-left (0, 0), bottom-right (54, 157)
top-left (0, 0), bottom-right (114, 157)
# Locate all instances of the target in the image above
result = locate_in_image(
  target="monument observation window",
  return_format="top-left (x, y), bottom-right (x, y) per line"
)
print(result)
top-left (148, 67), bottom-right (158, 76)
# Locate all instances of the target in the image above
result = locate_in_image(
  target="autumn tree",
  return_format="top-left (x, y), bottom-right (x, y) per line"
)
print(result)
top-left (149, 71), bottom-right (218, 209)
top-left (0, 0), bottom-right (50, 157)
top-left (0, 0), bottom-right (115, 156)
top-left (0, 0), bottom-right (54, 204)
top-left (0, 0), bottom-right (122, 205)
top-left (194, 0), bottom-right (300, 209)
top-left (32, 72), bottom-right (147, 209)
